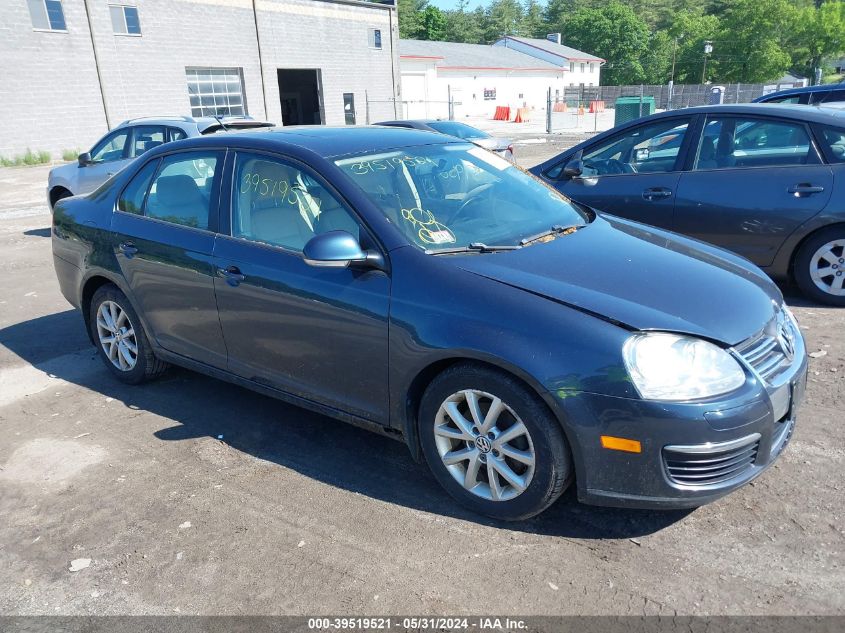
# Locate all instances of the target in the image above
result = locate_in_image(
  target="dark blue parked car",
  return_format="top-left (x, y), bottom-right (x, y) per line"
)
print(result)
top-left (752, 83), bottom-right (845, 106)
top-left (532, 104), bottom-right (845, 306)
top-left (52, 127), bottom-right (807, 519)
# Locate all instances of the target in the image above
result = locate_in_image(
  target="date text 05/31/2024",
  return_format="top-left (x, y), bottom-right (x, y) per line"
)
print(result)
top-left (307, 617), bottom-right (528, 630)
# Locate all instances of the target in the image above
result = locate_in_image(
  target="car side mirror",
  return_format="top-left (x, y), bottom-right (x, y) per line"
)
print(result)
top-left (563, 159), bottom-right (584, 179)
top-left (561, 149), bottom-right (584, 179)
top-left (78, 152), bottom-right (92, 167)
top-left (303, 231), bottom-right (384, 271)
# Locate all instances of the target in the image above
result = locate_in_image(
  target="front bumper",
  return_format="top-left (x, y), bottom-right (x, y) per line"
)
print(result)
top-left (554, 349), bottom-right (808, 510)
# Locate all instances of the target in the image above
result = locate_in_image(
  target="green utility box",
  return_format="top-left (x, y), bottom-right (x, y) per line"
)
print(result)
top-left (614, 96), bottom-right (656, 126)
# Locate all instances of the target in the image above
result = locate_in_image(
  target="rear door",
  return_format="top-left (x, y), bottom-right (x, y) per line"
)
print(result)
top-left (110, 149), bottom-right (228, 368)
top-left (543, 115), bottom-right (696, 230)
top-left (673, 114), bottom-right (833, 267)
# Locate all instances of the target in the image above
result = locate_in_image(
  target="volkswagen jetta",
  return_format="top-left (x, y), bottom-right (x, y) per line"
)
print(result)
top-left (51, 127), bottom-right (808, 520)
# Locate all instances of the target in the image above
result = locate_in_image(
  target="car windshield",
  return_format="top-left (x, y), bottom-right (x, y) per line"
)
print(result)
top-left (427, 121), bottom-right (490, 140)
top-left (334, 144), bottom-right (588, 252)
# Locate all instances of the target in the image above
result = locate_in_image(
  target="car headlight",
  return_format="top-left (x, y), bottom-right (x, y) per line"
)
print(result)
top-left (623, 333), bottom-right (746, 401)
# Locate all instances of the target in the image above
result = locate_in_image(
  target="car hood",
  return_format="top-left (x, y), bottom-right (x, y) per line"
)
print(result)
top-left (48, 162), bottom-right (78, 184)
top-left (455, 215), bottom-right (782, 346)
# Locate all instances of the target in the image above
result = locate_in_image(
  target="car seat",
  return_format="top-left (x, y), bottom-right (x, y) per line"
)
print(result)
top-left (155, 174), bottom-right (209, 228)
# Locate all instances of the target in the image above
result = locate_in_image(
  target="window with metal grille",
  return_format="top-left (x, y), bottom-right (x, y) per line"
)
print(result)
top-left (186, 68), bottom-right (247, 118)
top-left (110, 5), bottom-right (141, 35)
top-left (27, 0), bottom-right (66, 31)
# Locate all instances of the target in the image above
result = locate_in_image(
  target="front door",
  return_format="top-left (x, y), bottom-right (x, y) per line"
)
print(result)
top-left (78, 128), bottom-right (134, 194)
top-left (110, 150), bottom-right (227, 368)
top-left (212, 151), bottom-right (390, 422)
top-left (551, 116), bottom-right (694, 230)
top-left (674, 115), bottom-right (834, 267)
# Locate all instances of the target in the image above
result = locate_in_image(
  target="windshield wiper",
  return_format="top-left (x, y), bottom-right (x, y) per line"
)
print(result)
top-left (428, 242), bottom-right (521, 255)
top-left (519, 224), bottom-right (584, 246)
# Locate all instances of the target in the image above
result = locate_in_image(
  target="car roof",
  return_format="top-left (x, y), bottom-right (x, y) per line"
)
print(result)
top-left (149, 125), bottom-right (463, 158)
top-left (755, 83), bottom-right (845, 100)
top-left (115, 115), bottom-right (273, 133)
top-left (641, 103), bottom-right (845, 125)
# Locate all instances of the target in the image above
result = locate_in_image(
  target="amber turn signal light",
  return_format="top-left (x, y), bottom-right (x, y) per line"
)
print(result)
top-left (600, 435), bottom-right (642, 453)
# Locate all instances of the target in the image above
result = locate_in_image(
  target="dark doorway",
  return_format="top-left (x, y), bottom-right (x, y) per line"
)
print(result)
top-left (277, 69), bottom-right (324, 126)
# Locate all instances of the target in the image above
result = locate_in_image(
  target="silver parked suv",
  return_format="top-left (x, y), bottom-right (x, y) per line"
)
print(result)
top-left (47, 115), bottom-right (273, 208)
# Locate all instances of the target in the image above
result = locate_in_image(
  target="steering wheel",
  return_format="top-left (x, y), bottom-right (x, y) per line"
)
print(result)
top-left (452, 183), bottom-right (495, 224)
top-left (605, 158), bottom-right (637, 175)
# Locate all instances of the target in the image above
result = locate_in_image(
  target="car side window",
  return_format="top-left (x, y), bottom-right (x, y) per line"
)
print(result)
top-left (90, 130), bottom-right (129, 163)
top-left (145, 153), bottom-right (219, 229)
top-left (694, 117), bottom-right (816, 171)
top-left (130, 126), bottom-right (166, 158)
top-left (572, 119), bottom-right (690, 178)
top-left (169, 128), bottom-right (188, 142)
top-left (232, 152), bottom-right (360, 252)
top-left (117, 159), bottom-right (159, 214)
top-left (812, 90), bottom-right (845, 105)
top-left (818, 126), bottom-right (845, 163)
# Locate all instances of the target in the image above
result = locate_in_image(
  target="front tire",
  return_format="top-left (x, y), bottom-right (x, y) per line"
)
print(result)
top-left (89, 284), bottom-right (168, 384)
top-left (419, 364), bottom-right (572, 521)
top-left (794, 227), bottom-right (845, 306)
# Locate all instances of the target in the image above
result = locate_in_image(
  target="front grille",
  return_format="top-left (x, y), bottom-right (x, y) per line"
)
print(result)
top-left (663, 434), bottom-right (760, 487)
top-left (734, 314), bottom-right (796, 385)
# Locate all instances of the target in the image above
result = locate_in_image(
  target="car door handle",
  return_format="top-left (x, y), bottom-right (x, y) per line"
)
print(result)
top-left (788, 183), bottom-right (825, 196)
top-left (118, 242), bottom-right (138, 257)
top-left (642, 187), bottom-right (672, 201)
top-left (217, 266), bottom-right (245, 286)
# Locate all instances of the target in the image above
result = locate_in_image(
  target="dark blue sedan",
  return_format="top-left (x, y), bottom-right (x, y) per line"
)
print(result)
top-left (52, 127), bottom-right (807, 519)
top-left (532, 104), bottom-right (845, 306)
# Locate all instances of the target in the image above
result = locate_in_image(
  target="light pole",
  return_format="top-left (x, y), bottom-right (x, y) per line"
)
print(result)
top-left (669, 34), bottom-right (683, 109)
top-left (702, 40), bottom-right (713, 84)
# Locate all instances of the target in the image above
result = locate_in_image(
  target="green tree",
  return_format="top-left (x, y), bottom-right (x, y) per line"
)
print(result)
top-left (563, 0), bottom-right (652, 84)
top-left (397, 0), bottom-right (428, 39)
top-left (444, 0), bottom-right (483, 43)
top-left (715, 0), bottom-right (799, 82)
top-left (666, 10), bottom-right (721, 83)
top-left (420, 5), bottom-right (447, 40)
top-left (521, 0), bottom-right (546, 38)
top-left (790, 0), bottom-right (845, 83)
top-left (483, 0), bottom-right (525, 42)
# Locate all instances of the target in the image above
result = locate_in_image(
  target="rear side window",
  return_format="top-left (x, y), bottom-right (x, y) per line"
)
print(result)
top-left (693, 117), bottom-right (815, 170)
top-left (811, 90), bottom-right (845, 105)
top-left (169, 128), bottom-right (188, 141)
top-left (818, 126), bottom-right (845, 163)
top-left (130, 125), bottom-right (165, 158)
top-left (145, 153), bottom-right (220, 229)
top-left (118, 159), bottom-right (159, 214)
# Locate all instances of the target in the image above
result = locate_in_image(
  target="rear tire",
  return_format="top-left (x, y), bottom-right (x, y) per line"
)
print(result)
top-left (419, 363), bottom-right (572, 521)
top-left (794, 227), bottom-right (845, 306)
top-left (88, 284), bottom-right (168, 384)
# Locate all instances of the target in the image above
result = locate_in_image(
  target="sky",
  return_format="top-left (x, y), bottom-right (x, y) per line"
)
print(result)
top-left (428, 0), bottom-right (486, 10)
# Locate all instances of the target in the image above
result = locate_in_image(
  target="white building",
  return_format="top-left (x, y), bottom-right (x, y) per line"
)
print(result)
top-left (0, 0), bottom-right (400, 158)
top-left (398, 36), bottom-right (602, 119)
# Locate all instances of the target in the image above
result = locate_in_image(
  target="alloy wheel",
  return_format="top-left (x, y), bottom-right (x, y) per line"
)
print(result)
top-left (433, 389), bottom-right (535, 502)
top-left (809, 239), bottom-right (845, 297)
top-left (96, 300), bottom-right (138, 371)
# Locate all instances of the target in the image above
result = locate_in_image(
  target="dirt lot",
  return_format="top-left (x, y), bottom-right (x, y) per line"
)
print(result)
top-left (0, 147), bottom-right (843, 618)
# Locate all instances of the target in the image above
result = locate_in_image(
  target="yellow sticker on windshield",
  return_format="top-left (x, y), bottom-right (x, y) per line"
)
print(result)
top-left (401, 207), bottom-right (456, 245)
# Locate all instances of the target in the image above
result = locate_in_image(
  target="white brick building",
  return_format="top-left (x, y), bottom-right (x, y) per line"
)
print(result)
top-left (0, 0), bottom-right (400, 158)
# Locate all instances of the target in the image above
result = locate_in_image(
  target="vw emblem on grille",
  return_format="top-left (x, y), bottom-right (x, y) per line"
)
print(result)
top-left (777, 319), bottom-right (795, 361)
top-left (474, 435), bottom-right (493, 454)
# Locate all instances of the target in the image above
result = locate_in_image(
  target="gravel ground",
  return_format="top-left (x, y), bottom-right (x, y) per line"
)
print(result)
top-left (0, 148), bottom-right (843, 618)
